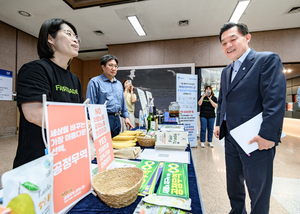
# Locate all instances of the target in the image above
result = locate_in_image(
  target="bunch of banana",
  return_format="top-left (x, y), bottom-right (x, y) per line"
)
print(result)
top-left (118, 130), bottom-right (143, 136)
top-left (112, 140), bottom-right (137, 150)
top-left (112, 131), bottom-right (143, 149)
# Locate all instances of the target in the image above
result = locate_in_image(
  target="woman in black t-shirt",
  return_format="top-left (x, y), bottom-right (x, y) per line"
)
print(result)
top-left (198, 86), bottom-right (218, 148)
top-left (13, 19), bottom-right (83, 168)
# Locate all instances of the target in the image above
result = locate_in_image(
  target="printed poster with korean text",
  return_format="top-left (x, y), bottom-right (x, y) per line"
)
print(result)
top-left (157, 162), bottom-right (189, 199)
top-left (46, 103), bottom-right (92, 214)
top-left (88, 104), bottom-right (115, 173)
top-left (176, 73), bottom-right (198, 147)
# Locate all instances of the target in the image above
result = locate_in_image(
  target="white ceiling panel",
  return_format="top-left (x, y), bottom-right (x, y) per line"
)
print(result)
top-left (0, 0), bottom-right (299, 60)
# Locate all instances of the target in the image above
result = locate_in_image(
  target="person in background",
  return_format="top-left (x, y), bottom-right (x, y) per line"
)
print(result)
top-left (121, 79), bottom-right (137, 131)
top-left (214, 22), bottom-right (286, 213)
top-left (86, 55), bottom-right (134, 138)
top-left (297, 86), bottom-right (300, 108)
top-left (14, 18), bottom-right (83, 168)
top-left (198, 86), bottom-right (218, 148)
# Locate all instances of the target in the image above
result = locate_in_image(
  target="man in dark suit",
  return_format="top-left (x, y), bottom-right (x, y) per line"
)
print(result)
top-left (214, 22), bottom-right (286, 214)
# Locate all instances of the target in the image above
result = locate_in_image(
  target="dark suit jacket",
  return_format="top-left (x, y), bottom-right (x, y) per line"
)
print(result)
top-left (216, 49), bottom-right (286, 144)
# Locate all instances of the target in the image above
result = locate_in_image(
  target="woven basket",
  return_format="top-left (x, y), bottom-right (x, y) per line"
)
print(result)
top-left (92, 167), bottom-right (144, 208)
top-left (136, 136), bottom-right (155, 147)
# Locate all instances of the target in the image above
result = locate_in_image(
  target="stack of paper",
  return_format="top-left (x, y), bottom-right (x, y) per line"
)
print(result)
top-left (159, 124), bottom-right (185, 132)
top-left (155, 132), bottom-right (188, 151)
top-left (137, 159), bottom-right (162, 196)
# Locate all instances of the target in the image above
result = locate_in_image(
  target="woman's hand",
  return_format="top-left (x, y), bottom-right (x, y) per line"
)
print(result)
top-left (130, 85), bottom-right (134, 93)
top-left (202, 92), bottom-right (207, 97)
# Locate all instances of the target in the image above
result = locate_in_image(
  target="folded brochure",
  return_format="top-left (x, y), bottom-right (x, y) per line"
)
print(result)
top-left (157, 162), bottom-right (189, 199)
top-left (137, 159), bottom-right (160, 193)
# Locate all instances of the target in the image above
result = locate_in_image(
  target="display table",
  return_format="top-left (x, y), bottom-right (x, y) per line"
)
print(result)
top-left (68, 130), bottom-right (204, 213)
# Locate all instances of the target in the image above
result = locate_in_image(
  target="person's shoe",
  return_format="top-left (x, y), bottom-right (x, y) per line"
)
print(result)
top-left (201, 142), bottom-right (205, 148)
top-left (208, 142), bottom-right (214, 148)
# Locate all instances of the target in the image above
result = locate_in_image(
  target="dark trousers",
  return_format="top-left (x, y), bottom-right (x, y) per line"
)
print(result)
top-left (108, 114), bottom-right (121, 138)
top-left (200, 117), bottom-right (215, 142)
top-left (225, 125), bottom-right (275, 214)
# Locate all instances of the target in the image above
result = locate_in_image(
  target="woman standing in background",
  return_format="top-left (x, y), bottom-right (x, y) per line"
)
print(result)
top-left (198, 86), bottom-right (218, 148)
top-left (121, 79), bottom-right (137, 131)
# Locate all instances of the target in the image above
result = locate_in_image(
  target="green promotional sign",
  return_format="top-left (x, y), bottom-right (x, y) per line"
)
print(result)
top-left (137, 159), bottom-right (160, 192)
top-left (157, 162), bottom-right (189, 199)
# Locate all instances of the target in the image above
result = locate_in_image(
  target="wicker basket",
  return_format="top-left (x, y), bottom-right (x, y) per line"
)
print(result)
top-left (92, 167), bottom-right (144, 208)
top-left (136, 136), bottom-right (155, 147)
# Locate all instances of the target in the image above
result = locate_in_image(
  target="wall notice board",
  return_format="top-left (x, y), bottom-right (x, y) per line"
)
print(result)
top-left (116, 63), bottom-right (195, 117)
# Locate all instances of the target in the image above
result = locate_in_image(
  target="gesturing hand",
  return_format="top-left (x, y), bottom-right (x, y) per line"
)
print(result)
top-left (248, 135), bottom-right (275, 150)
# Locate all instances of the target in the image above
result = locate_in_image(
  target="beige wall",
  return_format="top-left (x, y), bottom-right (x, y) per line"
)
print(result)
top-left (1, 21), bottom-right (300, 135)
top-left (108, 28), bottom-right (300, 67)
top-left (69, 59), bottom-right (102, 100)
top-left (70, 57), bottom-right (84, 84)
top-left (0, 22), bottom-right (17, 135)
top-left (0, 22), bottom-right (39, 136)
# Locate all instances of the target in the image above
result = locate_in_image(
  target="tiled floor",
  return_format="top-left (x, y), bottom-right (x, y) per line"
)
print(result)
top-left (191, 134), bottom-right (300, 214)
top-left (1, 134), bottom-right (299, 213)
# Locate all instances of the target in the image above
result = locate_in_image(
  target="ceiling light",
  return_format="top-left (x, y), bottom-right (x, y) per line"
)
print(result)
top-left (178, 20), bottom-right (189, 26)
top-left (229, 0), bottom-right (251, 23)
top-left (94, 30), bottom-right (104, 36)
top-left (127, 15), bottom-right (146, 36)
top-left (18, 11), bottom-right (31, 17)
top-left (283, 69), bottom-right (286, 73)
top-left (288, 69), bottom-right (291, 73)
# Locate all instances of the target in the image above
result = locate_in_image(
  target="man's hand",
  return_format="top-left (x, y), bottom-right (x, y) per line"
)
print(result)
top-left (88, 120), bottom-right (93, 139)
top-left (214, 126), bottom-right (220, 138)
top-left (248, 135), bottom-right (275, 150)
top-left (125, 117), bottom-right (134, 130)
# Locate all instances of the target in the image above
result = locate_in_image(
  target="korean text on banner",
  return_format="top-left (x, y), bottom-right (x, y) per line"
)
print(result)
top-left (0, 69), bottom-right (13, 101)
top-left (157, 162), bottom-right (189, 199)
top-left (88, 104), bottom-right (115, 173)
top-left (46, 104), bottom-right (91, 214)
top-left (176, 73), bottom-right (198, 147)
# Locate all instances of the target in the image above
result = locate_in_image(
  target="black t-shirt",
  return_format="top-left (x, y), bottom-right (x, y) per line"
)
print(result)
top-left (199, 96), bottom-right (217, 118)
top-left (13, 58), bottom-right (84, 168)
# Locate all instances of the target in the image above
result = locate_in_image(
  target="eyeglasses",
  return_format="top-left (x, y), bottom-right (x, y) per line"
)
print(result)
top-left (62, 30), bottom-right (81, 44)
top-left (107, 63), bottom-right (118, 69)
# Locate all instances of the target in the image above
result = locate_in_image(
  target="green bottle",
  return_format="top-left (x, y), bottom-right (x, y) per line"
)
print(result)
top-left (147, 105), bottom-right (155, 132)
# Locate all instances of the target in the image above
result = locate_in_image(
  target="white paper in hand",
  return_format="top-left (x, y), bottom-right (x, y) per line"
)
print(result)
top-left (230, 113), bottom-right (262, 155)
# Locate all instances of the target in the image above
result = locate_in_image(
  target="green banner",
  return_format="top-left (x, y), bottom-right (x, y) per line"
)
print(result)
top-left (137, 159), bottom-right (160, 192)
top-left (156, 162), bottom-right (189, 199)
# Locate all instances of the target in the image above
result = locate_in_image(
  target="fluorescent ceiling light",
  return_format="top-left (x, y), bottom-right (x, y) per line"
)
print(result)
top-left (127, 15), bottom-right (146, 36)
top-left (229, 0), bottom-right (251, 23)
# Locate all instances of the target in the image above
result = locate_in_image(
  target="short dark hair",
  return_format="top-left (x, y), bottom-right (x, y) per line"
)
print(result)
top-left (219, 22), bottom-right (249, 42)
top-left (100, 55), bottom-right (119, 67)
top-left (37, 18), bottom-right (78, 59)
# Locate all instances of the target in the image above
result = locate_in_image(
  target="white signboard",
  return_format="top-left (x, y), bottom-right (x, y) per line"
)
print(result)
top-left (87, 104), bottom-right (115, 172)
top-left (145, 91), bottom-right (153, 104)
top-left (176, 73), bottom-right (198, 147)
top-left (0, 69), bottom-right (13, 101)
top-left (137, 88), bottom-right (148, 118)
